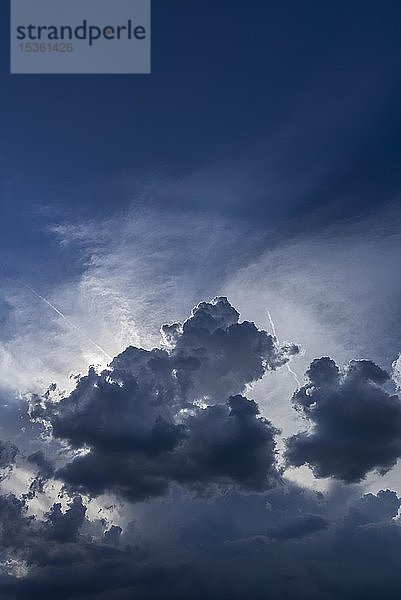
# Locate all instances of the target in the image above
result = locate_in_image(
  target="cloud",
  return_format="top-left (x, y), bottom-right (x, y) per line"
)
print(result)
top-left (344, 489), bottom-right (401, 526)
top-left (0, 441), bottom-right (18, 471)
top-left (0, 399), bottom-right (400, 599)
top-left (266, 514), bottom-right (328, 541)
top-left (0, 479), bottom-right (400, 600)
top-left (0, 491), bottom-right (146, 599)
top-left (3, 294), bottom-right (401, 599)
top-left (44, 496), bottom-right (87, 543)
top-left (26, 451), bottom-right (54, 478)
top-left (161, 297), bottom-right (298, 403)
top-left (29, 297), bottom-right (297, 502)
top-left (285, 358), bottom-right (401, 482)
top-left (23, 451), bottom-right (55, 500)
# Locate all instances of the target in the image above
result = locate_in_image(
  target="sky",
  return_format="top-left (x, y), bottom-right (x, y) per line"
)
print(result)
top-left (1, 1), bottom-right (401, 598)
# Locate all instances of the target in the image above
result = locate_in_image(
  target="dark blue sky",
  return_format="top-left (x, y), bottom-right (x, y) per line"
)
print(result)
top-left (1, 0), bottom-right (401, 285)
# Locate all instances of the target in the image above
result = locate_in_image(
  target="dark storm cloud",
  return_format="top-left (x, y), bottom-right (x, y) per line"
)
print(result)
top-left (5, 297), bottom-right (401, 599)
top-left (0, 492), bottom-right (149, 600)
top-left (0, 493), bottom-right (33, 552)
top-left (103, 525), bottom-right (122, 545)
top-left (44, 496), bottom-right (87, 543)
top-left (27, 451), bottom-right (54, 478)
top-left (55, 394), bottom-right (279, 501)
top-left (161, 297), bottom-right (299, 403)
top-left (24, 451), bottom-right (55, 499)
top-left (167, 395), bottom-right (279, 492)
top-left (1, 480), bottom-right (401, 600)
top-left (266, 514), bottom-right (328, 541)
top-left (31, 298), bottom-right (295, 501)
top-left (344, 489), bottom-right (401, 527)
top-left (285, 357), bottom-right (401, 482)
top-left (0, 440), bottom-right (18, 472)
top-left (1, 403), bottom-right (401, 599)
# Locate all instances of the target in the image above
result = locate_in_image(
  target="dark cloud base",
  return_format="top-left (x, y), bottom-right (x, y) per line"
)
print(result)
top-left (0, 298), bottom-right (401, 599)
top-left (0, 485), bottom-right (401, 600)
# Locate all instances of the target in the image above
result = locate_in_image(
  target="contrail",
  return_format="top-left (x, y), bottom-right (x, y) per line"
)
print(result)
top-left (267, 310), bottom-right (277, 339)
top-left (267, 309), bottom-right (301, 388)
top-left (23, 284), bottom-right (113, 362)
